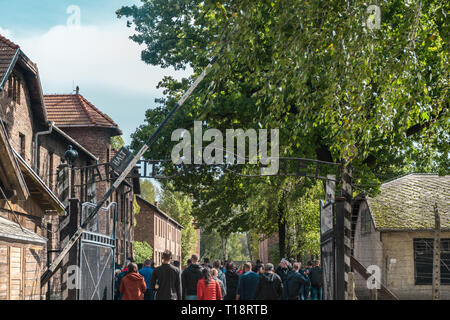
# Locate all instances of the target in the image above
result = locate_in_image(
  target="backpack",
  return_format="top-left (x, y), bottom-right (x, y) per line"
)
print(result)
top-left (310, 267), bottom-right (323, 288)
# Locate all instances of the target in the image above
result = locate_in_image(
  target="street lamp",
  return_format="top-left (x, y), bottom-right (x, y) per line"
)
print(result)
top-left (64, 145), bottom-right (78, 166)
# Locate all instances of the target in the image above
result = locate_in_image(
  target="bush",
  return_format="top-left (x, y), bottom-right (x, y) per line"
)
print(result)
top-left (133, 241), bottom-right (153, 264)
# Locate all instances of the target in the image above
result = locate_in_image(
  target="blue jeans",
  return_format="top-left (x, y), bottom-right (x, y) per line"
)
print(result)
top-left (311, 287), bottom-right (322, 300)
top-left (304, 285), bottom-right (311, 300)
top-left (185, 295), bottom-right (197, 300)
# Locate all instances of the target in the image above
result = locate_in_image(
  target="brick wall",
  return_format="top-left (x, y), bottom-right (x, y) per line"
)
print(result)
top-left (0, 69), bottom-right (37, 165)
top-left (258, 233), bottom-right (279, 264)
top-left (60, 127), bottom-right (136, 266)
top-left (135, 198), bottom-right (182, 266)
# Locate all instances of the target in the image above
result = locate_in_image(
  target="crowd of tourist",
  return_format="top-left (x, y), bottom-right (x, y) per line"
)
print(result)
top-left (114, 250), bottom-right (323, 300)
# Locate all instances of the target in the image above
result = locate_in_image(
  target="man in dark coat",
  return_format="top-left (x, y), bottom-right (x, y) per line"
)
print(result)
top-left (181, 254), bottom-right (203, 300)
top-left (276, 259), bottom-right (292, 299)
top-left (253, 263), bottom-right (283, 300)
top-left (149, 250), bottom-right (181, 300)
top-left (224, 261), bottom-right (239, 300)
top-left (285, 262), bottom-right (309, 300)
top-left (236, 262), bottom-right (259, 300)
top-left (309, 260), bottom-right (323, 300)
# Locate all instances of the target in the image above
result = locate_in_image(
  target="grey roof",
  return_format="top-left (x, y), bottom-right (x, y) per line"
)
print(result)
top-left (0, 216), bottom-right (47, 244)
top-left (366, 174), bottom-right (450, 231)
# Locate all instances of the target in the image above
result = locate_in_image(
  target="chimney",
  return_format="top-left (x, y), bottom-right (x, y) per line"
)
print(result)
top-left (75, 86), bottom-right (79, 95)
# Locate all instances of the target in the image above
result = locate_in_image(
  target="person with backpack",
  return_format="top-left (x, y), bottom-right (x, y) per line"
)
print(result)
top-left (309, 260), bottom-right (323, 300)
top-left (285, 262), bottom-right (309, 300)
top-left (224, 261), bottom-right (239, 300)
top-left (253, 263), bottom-right (283, 300)
top-left (119, 263), bottom-right (147, 300)
top-left (197, 267), bottom-right (223, 300)
top-left (181, 254), bottom-right (203, 300)
top-left (150, 250), bottom-right (182, 300)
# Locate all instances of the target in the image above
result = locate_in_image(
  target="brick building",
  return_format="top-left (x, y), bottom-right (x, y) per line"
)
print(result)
top-left (135, 196), bottom-right (183, 265)
top-left (258, 233), bottom-right (279, 264)
top-left (352, 174), bottom-right (450, 300)
top-left (44, 92), bottom-right (140, 267)
top-left (0, 32), bottom-right (140, 300)
top-left (0, 33), bottom-right (89, 300)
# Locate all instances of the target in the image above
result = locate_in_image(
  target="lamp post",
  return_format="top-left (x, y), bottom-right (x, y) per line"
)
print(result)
top-left (64, 145), bottom-right (78, 199)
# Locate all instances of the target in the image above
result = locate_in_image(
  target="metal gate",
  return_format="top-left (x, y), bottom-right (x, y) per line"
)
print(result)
top-left (320, 175), bottom-right (336, 300)
top-left (78, 202), bottom-right (117, 300)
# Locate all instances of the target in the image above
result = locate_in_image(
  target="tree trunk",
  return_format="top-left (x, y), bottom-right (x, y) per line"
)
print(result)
top-left (246, 232), bottom-right (253, 262)
top-left (277, 189), bottom-right (288, 260)
top-left (221, 237), bottom-right (228, 263)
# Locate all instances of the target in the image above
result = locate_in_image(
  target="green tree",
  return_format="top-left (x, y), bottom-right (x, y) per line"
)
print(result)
top-left (110, 135), bottom-right (125, 150)
top-left (139, 179), bottom-right (157, 204)
top-left (159, 186), bottom-right (198, 262)
top-left (118, 0), bottom-right (448, 260)
top-left (134, 241), bottom-right (153, 264)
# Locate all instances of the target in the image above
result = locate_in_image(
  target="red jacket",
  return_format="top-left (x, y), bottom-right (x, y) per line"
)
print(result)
top-left (197, 278), bottom-right (222, 300)
top-left (120, 272), bottom-right (147, 300)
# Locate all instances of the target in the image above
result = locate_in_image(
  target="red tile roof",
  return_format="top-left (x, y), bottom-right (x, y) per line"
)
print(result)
top-left (0, 33), bottom-right (20, 88)
top-left (44, 94), bottom-right (122, 135)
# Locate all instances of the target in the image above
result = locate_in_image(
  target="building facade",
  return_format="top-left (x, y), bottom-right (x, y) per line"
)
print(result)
top-left (0, 32), bottom-right (140, 300)
top-left (352, 174), bottom-right (450, 300)
top-left (43, 92), bottom-right (140, 268)
top-left (135, 196), bottom-right (182, 265)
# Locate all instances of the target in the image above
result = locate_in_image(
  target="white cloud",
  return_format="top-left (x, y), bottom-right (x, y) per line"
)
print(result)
top-left (13, 22), bottom-right (190, 95)
top-left (0, 27), bottom-right (13, 40)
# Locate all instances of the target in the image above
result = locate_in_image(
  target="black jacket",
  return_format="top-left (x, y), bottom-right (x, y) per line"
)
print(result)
top-left (275, 266), bottom-right (291, 283)
top-left (309, 266), bottom-right (323, 288)
top-left (285, 270), bottom-right (308, 300)
top-left (150, 263), bottom-right (181, 300)
top-left (181, 264), bottom-right (203, 298)
top-left (253, 272), bottom-right (283, 300)
top-left (224, 270), bottom-right (239, 300)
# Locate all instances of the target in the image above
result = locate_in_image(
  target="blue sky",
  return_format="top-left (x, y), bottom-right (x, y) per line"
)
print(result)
top-left (0, 0), bottom-right (189, 144)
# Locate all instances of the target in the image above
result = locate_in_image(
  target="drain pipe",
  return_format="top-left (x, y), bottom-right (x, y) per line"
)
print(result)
top-left (34, 121), bottom-right (54, 172)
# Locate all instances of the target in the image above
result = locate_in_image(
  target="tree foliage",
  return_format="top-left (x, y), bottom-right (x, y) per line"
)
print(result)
top-left (118, 0), bottom-right (448, 258)
top-left (159, 186), bottom-right (198, 262)
top-left (134, 241), bottom-right (154, 264)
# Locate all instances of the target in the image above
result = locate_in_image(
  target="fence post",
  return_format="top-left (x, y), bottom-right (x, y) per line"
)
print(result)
top-left (371, 287), bottom-right (378, 300)
top-left (432, 202), bottom-right (440, 300)
top-left (347, 272), bottom-right (356, 300)
top-left (335, 164), bottom-right (352, 300)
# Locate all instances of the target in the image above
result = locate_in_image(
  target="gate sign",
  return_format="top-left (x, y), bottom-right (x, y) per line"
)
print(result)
top-left (110, 147), bottom-right (134, 174)
top-left (321, 175), bottom-right (335, 234)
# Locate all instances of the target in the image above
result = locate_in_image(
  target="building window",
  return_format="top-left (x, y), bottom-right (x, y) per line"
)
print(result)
top-left (414, 238), bottom-right (450, 285)
top-left (48, 152), bottom-right (54, 189)
top-left (19, 133), bottom-right (26, 159)
top-left (7, 74), bottom-right (20, 103)
top-left (361, 208), bottom-right (371, 234)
